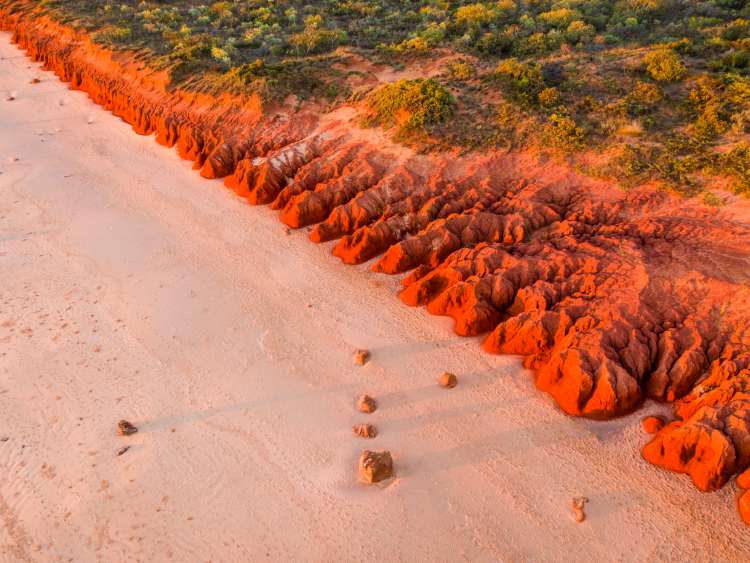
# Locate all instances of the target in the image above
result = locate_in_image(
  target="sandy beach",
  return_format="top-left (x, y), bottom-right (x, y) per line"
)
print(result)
top-left (1, 31), bottom-right (748, 562)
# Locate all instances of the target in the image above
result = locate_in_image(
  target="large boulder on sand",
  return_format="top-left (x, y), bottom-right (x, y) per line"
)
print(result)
top-left (358, 450), bottom-right (393, 483)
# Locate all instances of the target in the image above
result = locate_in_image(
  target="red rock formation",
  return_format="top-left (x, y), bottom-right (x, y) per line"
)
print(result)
top-left (641, 416), bottom-right (665, 434)
top-left (642, 352), bottom-right (750, 491)
top-left (738, 468), bottom-right (750, 524)
top-left (0, 5), bottom-right (318, 198)
top-left (3, 0), bottom-right (750, 523)
top-left (740, 491), bottom-right (750, 525)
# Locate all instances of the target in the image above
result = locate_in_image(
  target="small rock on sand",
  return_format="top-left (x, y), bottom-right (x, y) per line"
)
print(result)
top-left (116, 445), bottom-right (130, 456)
top-left (358, 450), bottom-right (393, 483)
top-left (439, 372), bottom-right (458, 388)
top-left (354, 349), bottom-right (370, 366)
top-left (353, 423), bottom-right (377, 438)
top-left (572, 497), bottom-right (588, 523)
top-left (641, 415), bottom-right (665, 434)
top-left (356, 394), bottom-right (377, 414)
top-left (30, 78), bottom-right (41, 84)
top-left (116, 419), bottom-right (138, 436)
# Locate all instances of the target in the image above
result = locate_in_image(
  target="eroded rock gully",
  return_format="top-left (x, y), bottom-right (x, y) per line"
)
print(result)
top-left (4, 4), bottom-right (750, 523)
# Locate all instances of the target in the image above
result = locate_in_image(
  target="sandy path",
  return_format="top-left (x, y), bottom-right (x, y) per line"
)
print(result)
top-left (0, 32), bottom-right (747, 562)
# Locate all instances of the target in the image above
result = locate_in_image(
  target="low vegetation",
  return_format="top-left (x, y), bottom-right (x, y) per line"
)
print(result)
top-left (28, 0), bottom-right (750, 195)
top-left (362, 78), bottom-right (454, 141)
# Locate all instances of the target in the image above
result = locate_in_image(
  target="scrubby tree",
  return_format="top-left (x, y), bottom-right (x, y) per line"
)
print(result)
top-left (643, 49), bottom-right (686, 82)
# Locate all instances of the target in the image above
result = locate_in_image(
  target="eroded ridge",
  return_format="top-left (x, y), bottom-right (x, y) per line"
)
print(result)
top-left (4, 5), bottom-right (750, 523)
top-left (2, 9), bottom-right (321, 188)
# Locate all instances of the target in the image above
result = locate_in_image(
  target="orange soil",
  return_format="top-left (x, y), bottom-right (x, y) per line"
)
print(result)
top-left (3, 2), bottom-right (750, 523)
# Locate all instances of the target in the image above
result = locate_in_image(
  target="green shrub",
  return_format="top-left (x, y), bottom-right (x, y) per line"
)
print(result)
top-left (731, 110), bottom-right (750, 135)
top-left (538, 87), bottom-right (560, 107)
top-left (721, 142), bottom-right (750, 195)
top-left (702, 192), bottom-right (725, 207)
top-left (211, 46), bottom-right (230, 62)
top-left (687, 77), bottom-right (731, 142)
top-left (289, 14), bottom-right (347, 55)
top-left (722, 19), bottom-right (749, 41)
top-left (454, 3), bottom-right (500, 30)
top-left (223, 58), bottom-right (345, 102)
top-left (643, 49), bottom-right (686, 82)
top-left (447, 60), bottom-right (476, 81)
top-left (543, 114), bottom-right (585, 151)
top-left (94, 25), bottom-right (132, 43)
top-left (538, 8), bottom-right (580, 28)
top-left (625, 81), bottom-right (663, 115)
top-left (718, 49), bottom-right (750, 71)
top-left (363, 79), bottom-right (455, 140)
top-left (566, 20), bottom-right (595, 44)
top-left (615, 135), bottom-right (706, 191)
top-left (495, 58), bottom-right (546, 105)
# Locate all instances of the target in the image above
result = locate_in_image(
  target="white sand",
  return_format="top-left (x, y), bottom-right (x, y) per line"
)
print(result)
top-left (0, 32), bottom-right (748, 562)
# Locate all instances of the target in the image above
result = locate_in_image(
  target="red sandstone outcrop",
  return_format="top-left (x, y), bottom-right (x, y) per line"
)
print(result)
top-left (740, 491), bottom-right (750, 525)
top-left (738, 468), bottom-right (750, 525)
top-left (3, 0), bottom-right (750, 523)
top-left (642, 353), bottom-right (750, 492)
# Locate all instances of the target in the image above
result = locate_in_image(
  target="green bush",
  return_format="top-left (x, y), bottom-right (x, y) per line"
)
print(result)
top-left (643, 48), bottom-right (686, 81)
top-left (447, 60), bottom-right (476, 81)
top-left (687, 76), bottom-right (732, 142)
top-left (721, 142), bottom-right (750, 195)
top-left (223, 58), bottom-right (344, 102)
top-left (454, 3), bottom-right (500, 30)
top-left (94, 25), bottom-right (132, 44)
top-left (543, 114), bottom-right (585, 151)
top-left (538, 87), bottom-right (560, 107)
top-left (494, 58), bottom-right (546, 105)
top-left (289, 17), bottom-right (346, 55)
top-left (566, 20), bottom-right (595, 44)
top-left (538, 8), bottom-right (580, 28)
top-left (625, 81), bottom-right (663, 116)
top-left (363, 79), bottom-right (455, 140)
top-left (702, 192), bottom-right (725, 207)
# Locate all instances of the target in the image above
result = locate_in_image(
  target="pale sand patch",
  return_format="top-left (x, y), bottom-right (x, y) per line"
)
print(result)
top-left (0, 32), bottom-right (747, 562)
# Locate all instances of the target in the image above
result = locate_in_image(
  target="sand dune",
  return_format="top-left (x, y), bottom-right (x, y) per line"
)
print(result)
top-left (1, 32), bottom-right (748, 562)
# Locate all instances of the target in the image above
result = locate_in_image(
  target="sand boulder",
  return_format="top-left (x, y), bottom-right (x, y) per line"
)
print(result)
top-left (439, 372), bottom-right (458, 388)
top-left (354, 349), bottom-right (370, 366)
top-left (116, 419), bottom-right (138, 436)
top-left (357, 394), bottom-right (377, 414)
top-left (358, 450), bottom-right (393, 483)
top-left (353, 423), bottom-right (377, 438)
